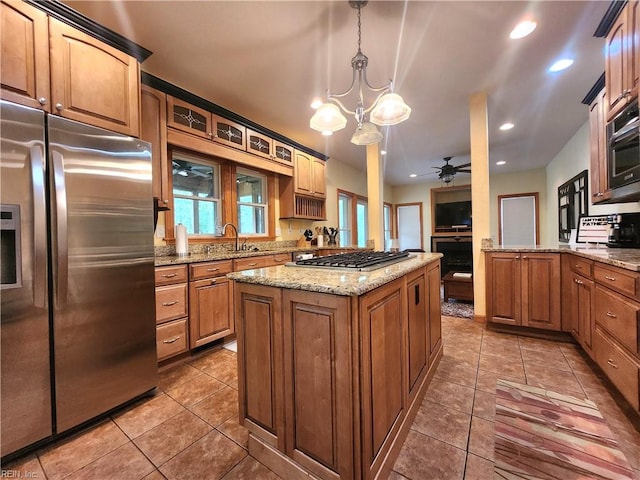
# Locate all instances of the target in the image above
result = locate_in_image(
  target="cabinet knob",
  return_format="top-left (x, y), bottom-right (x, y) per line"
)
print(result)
top-left (210, 279), bottom-right (216, 285)
top-left (522, 255), bottom-right (527, 259)
top-left (605, 311), bottom-right (617, 318)
top-left (604, 275), bottom-right (616, 281)
top-left (55, 103), bottom-right (64, 111)
top-left (606, 358), bottom-right (619, 369)
top-left (207, 132), bottom-right (213, 139)
top-left (515, 256), bottom-right (520, 259)
top-left (38, 97), bottom-right (47, 106)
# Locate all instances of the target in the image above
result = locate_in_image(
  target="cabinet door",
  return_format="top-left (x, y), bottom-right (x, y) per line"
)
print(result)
top-left (427, 261), bottom-right (442, 364)
top-left (606, 10), bottom-right (630, 120)
top-left (273, 140), bottom-right (294, 165)
top-left (359, 278), bottom-right (406, 477)
top-left (312, 158), bottom-right (326, 198)
top-left (570, 273), bottom-right (594, 354)
top-left (1, 0), bottom-right (50, 111)
top-left (167, 95), bottom-right (212, 139)
top-left (189, 276), bottom-right (233, 348)
top-left (282, 290), bottom-right (353, 479)
top-left (407, 267), bottom-right (428, 402)
top-left (294, 151), bottom-right (313, 195)
top-left (486, 253), bottom-right (521, 325)
top-left (247, 129), bottom-right (273, 159)
top-left (521, 254), bottom-right (561, 331)
top-left (629, 0), bottom-right (640, 99)
top-left (589, 88), bottom-right (611, 203)
top-left (212, 114), bottom-right (246, 150)
top-left (141, 85), bottom-right (169, 207)
top-left (236, 284), bottom-right (284, 446)
top-left (49, 18), bottom-right (140, 136)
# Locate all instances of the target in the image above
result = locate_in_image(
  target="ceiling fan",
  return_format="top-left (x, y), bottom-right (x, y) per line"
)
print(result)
top-left (172, 160), bottom-right (212, 178)
top-left (418, 157), bottom-right (471, 184)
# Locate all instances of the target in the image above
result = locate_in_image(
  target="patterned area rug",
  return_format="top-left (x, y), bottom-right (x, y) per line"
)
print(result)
top-left (495, 380), bottom-right (635, 479)
top-left (440, 299), bottom-right (474, 319)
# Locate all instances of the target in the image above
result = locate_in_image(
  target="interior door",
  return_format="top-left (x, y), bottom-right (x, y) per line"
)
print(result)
top-left (499, 193), bottom-right (539, 246)
top-left (396, 203), bottom-right (423, 250)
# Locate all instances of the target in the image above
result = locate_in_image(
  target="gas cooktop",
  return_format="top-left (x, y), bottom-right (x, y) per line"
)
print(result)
top-left (291, 250), bottom-right (411, 272)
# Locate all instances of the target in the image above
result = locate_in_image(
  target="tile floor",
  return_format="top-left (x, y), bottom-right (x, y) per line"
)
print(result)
top-left (3, 315), bottom-right (640, 480)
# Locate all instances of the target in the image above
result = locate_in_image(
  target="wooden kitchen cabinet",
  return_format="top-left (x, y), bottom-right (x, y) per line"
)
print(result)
top-left (589, 88), bottom-right (611, 203)
top-left (1, 1), bottom-right (140, 137)
top-left (273, 140), bottom-right (294, 166)
top-left (155, 265), bottom-right (189, 361)
top-left (246, 128), bottom-right (273, 159)
top-left (485, 252), bottom-right (561, 331)
top-left (235, 260), bottom-right (443, 480)
top-left (605, 1), bottom-right (639, 120)
top-left (294, 151), bottom-right (326, 198)
top-left (1, 0), bottom-right (50, 111)
top-left (189, 260), bottom-right (234, 348)
top-left (141, 85), bottom-right (170, 209)
top-left (569, 270), bottom-right (595, 355)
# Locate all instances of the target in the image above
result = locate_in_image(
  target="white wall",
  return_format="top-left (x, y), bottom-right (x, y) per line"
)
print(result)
top-left (544, 121), bottom-right (640, 245)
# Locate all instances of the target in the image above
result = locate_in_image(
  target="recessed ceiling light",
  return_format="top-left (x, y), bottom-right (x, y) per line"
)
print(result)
top-left (310, 98), bottom-right (323, 109)
top-left (321, 130), bottom-right (332, 136)
top-left (499, 122), bottom-right (514, 131)
top-left (510, 20), bottom-right (537, 39)
top-left (410, 174), bottom-right (417, 178)
top-left (496, 161), bottom-right (506, 166)
top-left (548, 58), bottom-right (574, 72)
top-left (380, 150), bottom-right (387, 155)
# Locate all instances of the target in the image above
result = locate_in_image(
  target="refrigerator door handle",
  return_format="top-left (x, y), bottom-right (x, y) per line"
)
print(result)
top-left (52, 150), bottom-right (68, 308)
top-left (30, 146), bottom-right (48, 308)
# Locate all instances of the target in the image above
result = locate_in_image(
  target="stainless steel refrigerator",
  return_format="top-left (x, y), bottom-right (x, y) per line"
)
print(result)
top-left (0, 100), bottom-right (157, 458)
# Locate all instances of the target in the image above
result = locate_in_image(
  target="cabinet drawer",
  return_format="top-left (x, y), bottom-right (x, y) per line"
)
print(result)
top-left (595, 285), bottom-right (640, 356)
top-left (571, 257), bottom-right (593, 277)
top-left (234, 256), bottom-right (269, 271)
top-left (594, 264), bottom-right (639, 300)
top-left (594, 327), bottom-right (640, 411)
top-left (157, 318), bottom-right (188, 361)
top-left (155, 283), bottom-right (188, 324)
top-left (190, 260), bottom-right (233, 280)
top-left (265, 253), bottom-right (291, 266)
top-left (155, 264), bottom-right (188, 286)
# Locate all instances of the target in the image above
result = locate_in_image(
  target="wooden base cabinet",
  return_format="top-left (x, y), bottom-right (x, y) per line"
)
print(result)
top-left (189, 260), bottom-right (234, 348)
top-left (155, 265), bottom-right (189, 361)
top-left (235, 262), bottom-right (443, 480)
top-left (485, 252), bottom-right (561, 331)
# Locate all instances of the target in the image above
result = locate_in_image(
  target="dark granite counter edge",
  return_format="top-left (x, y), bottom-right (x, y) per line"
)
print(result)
top-left (483, 245), bottom-right (640, 272)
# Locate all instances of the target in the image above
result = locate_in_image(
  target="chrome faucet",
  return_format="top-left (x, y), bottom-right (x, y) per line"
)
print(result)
top-left (222, 223), bottom-right (239, 251)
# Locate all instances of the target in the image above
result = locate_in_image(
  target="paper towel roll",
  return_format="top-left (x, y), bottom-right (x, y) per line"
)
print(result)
top-left (317, 235), bottom-right (324, 247)
top-left (176, 223), bottom-right (188, 256)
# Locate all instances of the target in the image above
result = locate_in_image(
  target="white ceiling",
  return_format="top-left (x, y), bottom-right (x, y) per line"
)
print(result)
top-left (65, 1), bottom-right (609, 187)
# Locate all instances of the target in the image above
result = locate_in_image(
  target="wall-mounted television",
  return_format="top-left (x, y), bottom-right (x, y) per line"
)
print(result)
top-left (435, 200), bottom-right (472, 230)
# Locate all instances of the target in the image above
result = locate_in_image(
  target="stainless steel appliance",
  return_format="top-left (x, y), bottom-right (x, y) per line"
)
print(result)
top-left (607, 212), bottom-right (640, 247)
top-left (0, 100), bottom-right (157, 459)
top-left (607, 101), bottom-right (640, 201)
top-left (290, 250), bottom-right (411, 271)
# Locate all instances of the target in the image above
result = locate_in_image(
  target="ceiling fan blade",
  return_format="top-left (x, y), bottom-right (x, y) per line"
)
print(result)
top-left (431, 166), bottom-right (443, 170)
top-left (457, 169), bottom-right (472, 173)
top-left (455, 163), bottom-right (471, 169)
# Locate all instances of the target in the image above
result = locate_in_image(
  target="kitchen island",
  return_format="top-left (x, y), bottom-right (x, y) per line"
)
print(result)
top-left (228, 252), bottom-right (443, 480)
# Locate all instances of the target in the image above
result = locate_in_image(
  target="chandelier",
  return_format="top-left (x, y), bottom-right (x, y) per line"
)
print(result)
top-left (310, 0), bottom-right (411, 145)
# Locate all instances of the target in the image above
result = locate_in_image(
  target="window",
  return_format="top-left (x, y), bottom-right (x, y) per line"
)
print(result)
top-left (356, 198), bottom-right (368, 248)
top-left (384, 203), bottom-right (392, 250)
top-left (338, 189), bottom-right (368, 247)
top-left (237, 168), bottom-right (267, 235)
top-left (338, 192), bottom-right (352, 246)
top-left (172, 152), bottom-right (221, 235)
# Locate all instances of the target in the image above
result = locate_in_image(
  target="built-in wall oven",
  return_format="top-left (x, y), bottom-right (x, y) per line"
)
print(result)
top-left (607, 100), bottom-right (639, 197)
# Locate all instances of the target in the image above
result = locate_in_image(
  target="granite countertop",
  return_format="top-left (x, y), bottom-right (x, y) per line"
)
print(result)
top-left (227, 252), bottom-right (443, 296)
top-left (483, 244), bottom-right (640, 272)
top-left (154, 245), bottom-right (367, 266)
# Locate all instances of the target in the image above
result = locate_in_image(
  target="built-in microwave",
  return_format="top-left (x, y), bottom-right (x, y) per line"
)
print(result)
top-left (607, 101), bottom-right (640, 192)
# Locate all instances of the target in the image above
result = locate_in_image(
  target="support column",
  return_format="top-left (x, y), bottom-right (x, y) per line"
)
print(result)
top-left (469, 92), bottom-right (490, 321)
top-left (366, 144), bottom-right (384, 250)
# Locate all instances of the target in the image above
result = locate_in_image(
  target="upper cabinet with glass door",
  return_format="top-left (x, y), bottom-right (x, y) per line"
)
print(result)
top-left (167, 96), bottom-right (246, 151)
